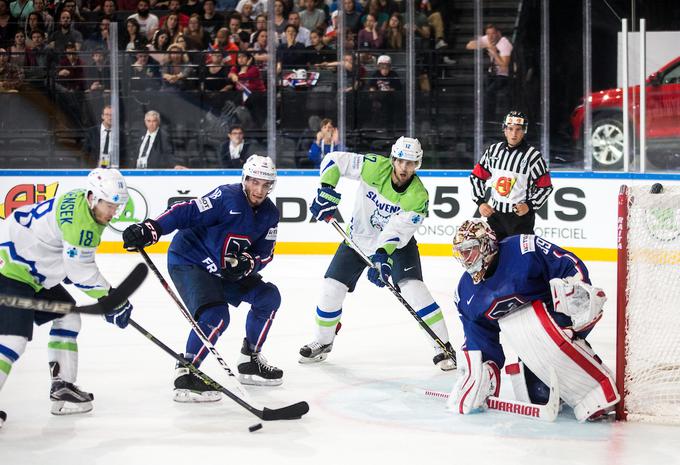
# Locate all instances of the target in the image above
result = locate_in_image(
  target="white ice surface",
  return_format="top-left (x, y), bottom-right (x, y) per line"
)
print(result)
top-left (2, 254), bottom-right (680, 465)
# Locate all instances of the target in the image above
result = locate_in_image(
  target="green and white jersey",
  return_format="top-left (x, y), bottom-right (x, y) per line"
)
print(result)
top-left (0, 189), bottom-right (110, 297)
top-left (320, 151), bottom-right (428, 255)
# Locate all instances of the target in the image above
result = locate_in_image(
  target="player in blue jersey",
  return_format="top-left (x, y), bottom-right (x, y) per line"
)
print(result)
top-left (122, 155), bottom-right (283, 401)
top-left (447, 219), bottom-right (619, 421)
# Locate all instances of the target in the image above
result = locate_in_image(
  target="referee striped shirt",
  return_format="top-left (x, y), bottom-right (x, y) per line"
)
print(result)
top-left (470, 140), bottom-right (553, 213)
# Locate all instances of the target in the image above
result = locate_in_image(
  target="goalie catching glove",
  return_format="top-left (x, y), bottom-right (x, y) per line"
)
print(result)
top-left (122, 219), bottom-right (162, 251)
top-left (310, 186), bottom-right (341, 222)
top-left (550, 275), bottom-right (606, 332)
top-left (221, 252), bottom-right (255, 282)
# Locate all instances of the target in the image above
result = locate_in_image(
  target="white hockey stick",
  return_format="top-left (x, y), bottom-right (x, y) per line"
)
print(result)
top-left (401, 369), bottom-right (560, 422)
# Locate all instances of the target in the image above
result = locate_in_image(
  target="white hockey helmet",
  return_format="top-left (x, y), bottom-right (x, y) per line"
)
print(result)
top-left (391, 136), bottom-right (423, 169)
top-left (241, 154), bottom-right (277, 192)
top-left (452, 219), bottom-right (498, 284)
top-left (86, 168), bottom-right (129, 214)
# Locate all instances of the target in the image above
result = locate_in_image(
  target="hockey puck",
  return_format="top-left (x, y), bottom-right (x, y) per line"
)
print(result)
top-left (651, 183), bottom-right (664, 194)
top-left (248, 423), bottom-right (263, 432)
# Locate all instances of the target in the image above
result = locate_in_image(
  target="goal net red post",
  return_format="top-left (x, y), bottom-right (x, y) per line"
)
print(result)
top-left (617, 184), bottom-right (680, 424)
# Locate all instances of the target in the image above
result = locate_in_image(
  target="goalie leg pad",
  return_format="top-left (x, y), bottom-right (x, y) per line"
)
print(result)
top-left (447, 350), bottom-right (500, 414)
top-left (499, 301), bottom-right (619, 421)
top-left (505, 361), bottom-right (531, 403)
top-left (314, 278), bottom-right (348, 345)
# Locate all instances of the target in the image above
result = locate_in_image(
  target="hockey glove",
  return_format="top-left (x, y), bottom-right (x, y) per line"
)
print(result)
top-left (221, 252), bottom-right (255, 282)
top-left (310, 186), bottom-right (341, 222)
top-left (122, 219), bottom-right (162, 251)
top-left (104, 299), bottom-right (133, 329)
top-left (367, 249), bottom-right (392, 288)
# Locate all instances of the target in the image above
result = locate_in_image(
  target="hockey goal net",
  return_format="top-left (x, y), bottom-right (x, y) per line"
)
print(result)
top-left (617, 184), bottom-right (680, 423)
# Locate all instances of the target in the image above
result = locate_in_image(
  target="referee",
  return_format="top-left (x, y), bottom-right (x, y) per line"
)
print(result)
top-left (469, 111), bottom-right (553, 240)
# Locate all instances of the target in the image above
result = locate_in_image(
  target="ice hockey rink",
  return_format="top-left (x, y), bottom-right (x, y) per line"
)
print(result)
top-left (2, 253), bottom-right (680, 465)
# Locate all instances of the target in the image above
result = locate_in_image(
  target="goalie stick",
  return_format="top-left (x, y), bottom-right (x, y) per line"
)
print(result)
top-left (128, 318), bottom-right (309, 421)
top-left (0, 263), bottom-right (148, 315)
top-left (137, 249), bottom-right (309, 419)
top-left (400, 369), bottom-right (560, 422)
top-left (328, 218), bottom-right (456, 364)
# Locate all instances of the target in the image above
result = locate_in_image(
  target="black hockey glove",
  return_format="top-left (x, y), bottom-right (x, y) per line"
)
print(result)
top-left (221, 252), bottom-right (255, 282)
top-left (122, 219), bottom-right (162, 251)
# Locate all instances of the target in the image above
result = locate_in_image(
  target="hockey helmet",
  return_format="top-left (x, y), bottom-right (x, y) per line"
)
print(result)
top-left (242, 154), bottom-right (277, 193)
top-left (502, 110), bottom-right (529, 133)
top-left (86, 168), bottom-right (129, 214)
top-left (452, 219), bottom-right (498, 284)
top-left (391, 136), bottom-right (423, 169)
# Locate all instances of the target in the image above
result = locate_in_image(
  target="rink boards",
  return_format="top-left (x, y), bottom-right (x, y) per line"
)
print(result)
top-left (1, 170), bottom-right (680, 261)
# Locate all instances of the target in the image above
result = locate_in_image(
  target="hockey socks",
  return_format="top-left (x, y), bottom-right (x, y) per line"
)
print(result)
top-left (48, 313), bottom-right (81, 384)
top-left (185, 305), bottom-right (229, 367)
top-left (0, 336), bottom-right (27, 391)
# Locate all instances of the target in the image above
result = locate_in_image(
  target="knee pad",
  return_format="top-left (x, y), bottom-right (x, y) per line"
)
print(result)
top-left (251, 282), bottom-right (281, 316)
top-left (318, 278), bottom-right (348, 312)
top-left (398, 279), bottom-right (435, 308)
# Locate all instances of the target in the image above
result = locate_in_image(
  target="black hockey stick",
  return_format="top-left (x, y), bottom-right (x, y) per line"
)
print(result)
top-left (136, 249), bottom-right (309, 420)
top-left (128, 318), bottom-right (309, 421)
top-left (329, 218), bottom-right (456, 363)
top-left (0, 263), bottom-right (148, 315)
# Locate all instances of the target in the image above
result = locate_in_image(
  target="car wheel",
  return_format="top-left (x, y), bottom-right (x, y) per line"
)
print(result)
top-left (591, 117), bottom-right (625, 170)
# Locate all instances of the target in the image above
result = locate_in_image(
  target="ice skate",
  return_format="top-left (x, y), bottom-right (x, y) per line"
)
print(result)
top-left (433, 343), bottom-right (456, 371)
top-left (50, 381), bottom-right (94, 415)
top-left (173, 356), bottom-right (222, 403)
top-left (299, 341), bottom-right (333, 364)
top-left (237, 339), bottom-right (283, 386)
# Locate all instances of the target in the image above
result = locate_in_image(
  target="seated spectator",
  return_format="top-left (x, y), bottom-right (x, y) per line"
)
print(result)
top-left (9, 0), bottom-right (32, 29)
top-left (361, 0), bottom-right (388, 29)
top-left (95, 0), bottom-right (116, 22)
top-left (161, 43), bottom-right (196, 91)
top-left (160, 0), bottom-right (189, 30)
top-left (184, 14), bottom-right (210, 51)
top-left (0, 0), bottom-right (17, 51)
top-left (319, 52), bottom-right (364, 91)
top-left (55, 41), bottom-right (84, 91)
top-left (48, 10), bottom-right (83, 51)
top-left (85, 47), bottom-right (109, 92)
top-left (84, 17), bottom-right (111, 50)
top-left (210, 27), bottom-right (239, 66)
top-left (130, 47), bottom-right (161, 91)
top-left (249, 29), bottom-right (267, 69)
top-left (162, 13), bottom-right (182, 43)
top-left (203, 49), bottom-right (231, 91)
top-left (27, 28), bottom-right (48, 83)
top-left (341, 0), bottom-right (362, 33)
top-left (127, 0), bottom-right (159, 41)
top-left (181, 0), bottom-right (202, 18)
top-left (418, 0), bottom-right (447, 49)
top-left (249, 12), bottom-right (266, 43)
top-left (357, 12), bottom-right (382, 49)
top-left (84, 104), bottom-right (121, 167)
top-left (308, 118), bottom-right (343, 168)
top-left (321, 9), bottom-right (337, 47)
top-left (299, 0), bottom-right (325, 32)
top-left (0, 47), bottom-right (23, 91)
top-left (277, 23), bottom-right (304, 70)
top-left (215, 0), bottom-right (238, 13)
top-left (219, 124), bottom-right (254, 168)
top-left (287, 10), bottom-right (310, 46)
top-left (128, 110), bottom-right (177, 169)
top-left (228, 50), bottom-right (264, 93)
top-left (306, 29), bottom-right (331, 68)
top-left (121, 18), bottom-right (147, 51)
top-left (272, 0), bottom-right (287, 37)
top-left (368, 53), bottom-right (400, 91)
top-left (200, 0), bottom-right (225, 40)
top-left (239, 6), bottom-right (255, 33)
top-left (58, 0), bottom-right (84, 25)
top-left (10, 30), bottom-right (34, 66)
top-left (227, 13), bottom-right (249, 46)
top-left (148, 28), bottom-right (170, 65)
top-left (382, 12), bottom-right (404, 50)
top-left (236, 0), bottom-right (266, 17)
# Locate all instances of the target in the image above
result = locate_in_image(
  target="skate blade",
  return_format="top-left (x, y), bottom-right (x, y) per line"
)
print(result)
top-left (436, 359), bottom-right (457, 371)
top-left (237, 374), bottom-right (283, 386)
top-left (298, 352), bottom-right (329, 364)
top-left (51, 400), bottom-right (93, 415)
top-left (173, 389), bottom-right (222, 403)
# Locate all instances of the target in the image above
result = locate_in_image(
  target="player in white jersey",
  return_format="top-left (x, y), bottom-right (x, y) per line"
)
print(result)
top-left (0, 168), bottom-right (134, 427)
top-left (298, 137), bottom-right (456, 370)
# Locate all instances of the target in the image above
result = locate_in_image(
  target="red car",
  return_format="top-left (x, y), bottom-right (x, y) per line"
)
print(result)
top-left (570, 56), bottom-right (680, 169)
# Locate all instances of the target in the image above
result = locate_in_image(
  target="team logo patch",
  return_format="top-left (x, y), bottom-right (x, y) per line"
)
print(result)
top-left (208, 188), bottom-right (222, 200)
top-left (369, 209), bottom-right (390, 231)
top-left (66, 247), bottom-right (78, 258)
top-left (411, 214), bottom-right (423, 225)
top-left (492, 176), bottom-right (516, 197)
top-left (266, 227), bottom-right (277, 241)
top-left (520, 234), bottom-right (535, 254)
top-left (194, 197), bottom-right (213, 212)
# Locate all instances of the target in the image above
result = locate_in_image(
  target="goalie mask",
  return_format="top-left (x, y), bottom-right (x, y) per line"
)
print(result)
top-left (452, 220), bottom-right (498, 284)
top-left (86, 168), bottom-right (129, 216)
